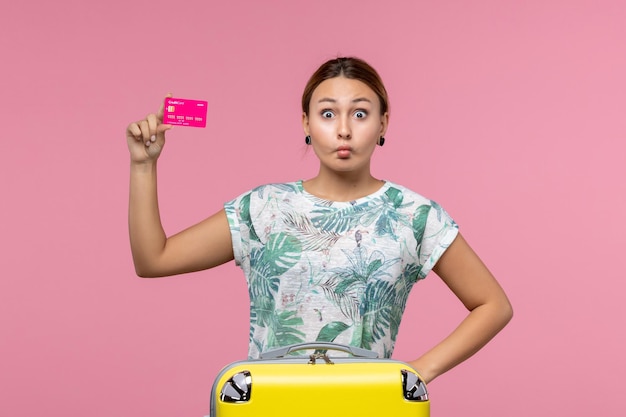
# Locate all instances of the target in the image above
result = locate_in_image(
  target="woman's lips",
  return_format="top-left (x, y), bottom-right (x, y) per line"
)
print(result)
top-left (337, 145), bottom-right (352, 158)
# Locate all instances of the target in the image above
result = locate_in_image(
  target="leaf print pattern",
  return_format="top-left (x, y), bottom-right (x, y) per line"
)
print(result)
top-left (262, 232), bottom-right (302, 276)
top-left (389, 263), bottom-right (421, 340)
top-left (320, 276), bottom-right (360, 321)
top-left (310, 203), bottom-right (371, 234)
top-left (412, 204), bottom-right (431, 258)
top-left (225, 181), bottom-right (459, 359)
top-left (361, 279), bottom-right (396, 350)
top-left (265, 309), bottom-right (306, 349)
top-left (282, 211), bottom-right (341, 251)
top-left (373, 188), bottom-right (413, 238)
top-left (316, 321), bottom-right (350, 343)
top-left (248, 248), bottom-right (279, 298)
top-left (320, 246), bottom-right (400, 347)
top-left (238, 192), bottom-right (260, 242)
top-left (254, 182), bottom-right (300, 200)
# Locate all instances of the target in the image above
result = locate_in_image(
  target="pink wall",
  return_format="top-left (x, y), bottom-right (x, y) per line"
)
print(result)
top-left (2, 0), bottom-right (625, 415)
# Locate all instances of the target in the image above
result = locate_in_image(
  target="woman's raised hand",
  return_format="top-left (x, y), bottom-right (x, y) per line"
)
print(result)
top-left (126, 95), bottom-right (173, 163)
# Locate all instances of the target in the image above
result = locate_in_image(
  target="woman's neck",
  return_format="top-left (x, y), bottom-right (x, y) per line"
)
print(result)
top-left (303, 170), bottom-right (384, 202)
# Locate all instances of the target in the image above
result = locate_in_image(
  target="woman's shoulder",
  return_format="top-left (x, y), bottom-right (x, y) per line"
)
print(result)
top-left (383, 181), bottom-right (436, 206)
top-left (249, 181), bottom-right (301, 195)
top-left (227, 181), bottom-right (302, 204)
top-left (243, 182), bottom-right (303, 203)
top-left (389, 181), bottom-right (459, 234)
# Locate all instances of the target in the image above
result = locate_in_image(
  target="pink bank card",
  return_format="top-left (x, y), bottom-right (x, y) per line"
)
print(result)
top-left (163, 97), bottom-right (208, 127)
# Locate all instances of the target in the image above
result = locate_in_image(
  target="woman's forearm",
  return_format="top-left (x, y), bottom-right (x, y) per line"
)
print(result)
top-left (409, 298), bottom-right (513, 384)
top-left (128, 161), bottom-right (167, 276)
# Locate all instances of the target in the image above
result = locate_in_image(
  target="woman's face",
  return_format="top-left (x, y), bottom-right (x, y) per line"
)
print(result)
top-left (303, 76), bottom-right (388, 175)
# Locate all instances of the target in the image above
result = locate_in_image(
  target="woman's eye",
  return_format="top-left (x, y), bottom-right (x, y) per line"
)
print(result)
top-left (322, 111), bottom-right (334, 118)
top-left (354, 110), bottom-right (367, 119)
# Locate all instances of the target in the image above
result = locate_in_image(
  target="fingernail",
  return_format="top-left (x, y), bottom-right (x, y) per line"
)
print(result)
top-left (145, 141), bottom-right (150, 147)
top-left (150, 135), bottom-right (156, 142)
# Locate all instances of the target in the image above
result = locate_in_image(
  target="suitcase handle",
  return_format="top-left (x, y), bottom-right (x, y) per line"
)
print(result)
top-left (259, 342), bottom-right (379, 359)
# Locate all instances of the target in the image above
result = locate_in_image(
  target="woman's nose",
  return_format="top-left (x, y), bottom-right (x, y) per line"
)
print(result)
top-left (337, 116), bottom-right (352, 139)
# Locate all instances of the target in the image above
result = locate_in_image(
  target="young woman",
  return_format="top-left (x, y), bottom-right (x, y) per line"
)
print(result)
top-left (126, 57), bottom-right (512, 384)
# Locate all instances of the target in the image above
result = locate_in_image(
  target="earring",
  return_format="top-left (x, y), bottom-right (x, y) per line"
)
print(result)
top-left (378, 137), bottom-right (385, 146)
top-left (305, 135), bottom-right (312, 145)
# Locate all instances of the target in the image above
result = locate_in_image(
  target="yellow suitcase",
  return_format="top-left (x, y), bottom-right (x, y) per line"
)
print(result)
top-left (209, 343), bottom-right (429, 417)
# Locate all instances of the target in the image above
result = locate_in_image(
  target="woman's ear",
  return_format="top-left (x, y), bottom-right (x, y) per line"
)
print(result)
top-left (302, 112), bottom-right (310, 136)
top-left (380, 112), bottom-right (389, 136)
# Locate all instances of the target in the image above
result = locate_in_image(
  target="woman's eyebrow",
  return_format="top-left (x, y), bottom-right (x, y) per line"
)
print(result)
top-left (316, 97), bottom-right (372, 104)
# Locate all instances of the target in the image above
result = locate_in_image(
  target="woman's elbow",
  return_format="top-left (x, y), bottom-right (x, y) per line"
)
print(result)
top-left (498, 296), bottom-right (514, 327)
top-left (133, 261), bottom-right (164, 278)
top-left (135, 269), bottom-right (155, 278)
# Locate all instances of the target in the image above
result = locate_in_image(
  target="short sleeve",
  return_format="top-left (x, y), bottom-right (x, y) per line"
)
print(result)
top-left (416, 201), bottom-right (459, 279)
top-left (224, 190), bottom-right (253, 267)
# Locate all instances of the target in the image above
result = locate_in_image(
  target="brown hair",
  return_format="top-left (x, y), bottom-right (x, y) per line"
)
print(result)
top-left (301, 57), bottom-right (389, 116)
